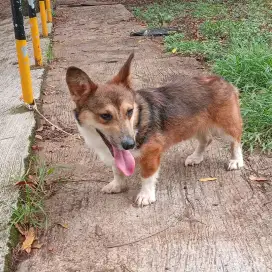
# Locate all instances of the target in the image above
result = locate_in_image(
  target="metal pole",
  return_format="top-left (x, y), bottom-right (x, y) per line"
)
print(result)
top-left (45, 0), bottom-right (52, 23)
top-left (39, 0), bottom-right (48, 37)
top-left (10, 0), bottom-right (34, 105)
top-left (28, 0), bottom-right (43, 66)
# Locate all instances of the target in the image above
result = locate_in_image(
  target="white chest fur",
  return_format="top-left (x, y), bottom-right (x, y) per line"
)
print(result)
top-left (77, 124), bottom-right (114, 166)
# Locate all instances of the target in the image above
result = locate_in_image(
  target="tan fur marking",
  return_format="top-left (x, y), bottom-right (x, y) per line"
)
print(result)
top-left (140, 138), bottom-right (163, 178)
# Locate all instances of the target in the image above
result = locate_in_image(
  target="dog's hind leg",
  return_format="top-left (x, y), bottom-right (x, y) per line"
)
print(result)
top-left (228, 140), bottom-right (243, 170)
top-left (185, 131), bottom-right (212, 167)
top-left (213, 94), bottom-right (244, 170)
top-left (101, 165), bottom-right (127, 194)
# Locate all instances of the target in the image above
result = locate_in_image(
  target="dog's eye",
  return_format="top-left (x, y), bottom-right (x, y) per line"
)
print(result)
top-left (127, 109), bottom-right (133, 118)
top-left (100, 113), bottom-right (112, 121)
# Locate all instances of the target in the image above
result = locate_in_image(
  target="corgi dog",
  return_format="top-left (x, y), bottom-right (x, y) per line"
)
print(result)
top-left (66, 53), bottom-right (243, 206)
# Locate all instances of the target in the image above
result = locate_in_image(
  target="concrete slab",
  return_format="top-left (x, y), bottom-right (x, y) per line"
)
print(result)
top-left (0, 14), bottom-right (51, 271)
top-left (14, 3), bottom-right (272, 272)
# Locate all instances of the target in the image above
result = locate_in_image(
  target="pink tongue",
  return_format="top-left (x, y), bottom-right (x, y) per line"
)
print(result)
top-left (112, 146), bottom-right (135, 176)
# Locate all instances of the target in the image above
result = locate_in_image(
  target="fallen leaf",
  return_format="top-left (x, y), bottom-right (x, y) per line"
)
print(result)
top-left (47, 84), bottom-right (56, 89)
top-left (51, 125), bottom-right (55, 131)
top-left (35, 135), bottom-right (43, 140)
top-left (199, 177), bottom-right (217, 182)
top-left (249, 175), bottom-right (268, 182)
top-left (22, 227), bottom-right (35, 253)
top-left (95, 225), bottom-right (103, 237)
top-left (15, 181), bottom-right (36, 188)
top-left (15, 224), bottom-right (26, 236)
top-left (172, 48), bottom-right (177, 53)
top-left (36, 126), bottom-right (44, 132)
top-left (32, 241), bottom-right (43, 249)
top-left (31, 145), bottom-right (43, 151)
top-left (57, 223), bottom-right (69, 229)
top-left (48, 246), bottom-right (54, 251)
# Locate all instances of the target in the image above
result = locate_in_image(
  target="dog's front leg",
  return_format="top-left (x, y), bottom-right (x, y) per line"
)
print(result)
top-left (135, 148), bottom-right (161, 206)
top-left (101, 165), bottom-right (127, 194)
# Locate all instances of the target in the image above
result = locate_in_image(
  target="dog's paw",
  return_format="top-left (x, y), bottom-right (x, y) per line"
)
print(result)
top-left (135, 190), bottom-right (156, 207)
top-left (185, 154), bottom-right (203, 166)
top-left (227, 159), bottom-right (244, 171)
top-left (101, 180), bottom-right (126, 194)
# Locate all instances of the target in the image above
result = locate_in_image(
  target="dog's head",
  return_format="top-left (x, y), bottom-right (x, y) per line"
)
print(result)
top-left (66, 53), bottom-right (137, 156)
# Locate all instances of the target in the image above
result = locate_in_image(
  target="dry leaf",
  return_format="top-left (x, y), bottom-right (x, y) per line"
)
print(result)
top-left (15, 224), bottom-right (26, 236)
top-left (36, 126), bottom-right (44, 132)
top-left (22, 227), bottom-right (35, 253)
top-left (199, 177), bottom-right (217, 182)
top-left (31, 145), bottom-right (43, 151)
top-left (172, 48), bottom-right (177, 54)
top-left (95, 225), bottom-right (103, 237)
top-left (15, 181), bottom-right (36, 188)
top-left (51, 125), bottom-right (55, 131)
top-left (35, 135), bottom-right (43, 140)
top-left (48, 246), bottom-right (54, 251)
top-left (57, 223), bottom-right (69, 229)
top-left (249, 175), bottom-right (268, 182)
top-left (32, 241), bottom-right (43, 249)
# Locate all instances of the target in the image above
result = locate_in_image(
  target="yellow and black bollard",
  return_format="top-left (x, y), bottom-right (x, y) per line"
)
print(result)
top-left (39, 0), bottom-right (48, 37)
top-left (28, 0), bottom-right (43, 66)
top-left (10, 0), bottom-right (34, 105)
top-left (45, 0), bottom-right (52, 23)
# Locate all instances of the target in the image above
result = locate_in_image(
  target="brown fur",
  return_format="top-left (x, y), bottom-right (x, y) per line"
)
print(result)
top-left (66, 53), bottom-right (243, 179)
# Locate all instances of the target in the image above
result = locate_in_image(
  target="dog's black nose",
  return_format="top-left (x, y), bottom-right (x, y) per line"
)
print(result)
top-left (121, 136), bottom-right (135, 150)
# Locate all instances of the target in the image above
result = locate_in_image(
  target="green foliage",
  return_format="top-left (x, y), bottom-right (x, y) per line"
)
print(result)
top-left (46, 42), bottom-right (54, 64)
top-left (11, 158), bottom-right (60, 229)
top-left (164, 33), bottom-right (222, 59)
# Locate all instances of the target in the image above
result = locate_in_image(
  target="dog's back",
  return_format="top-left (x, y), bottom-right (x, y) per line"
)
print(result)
top-left (135, 75), bottom-right (242, 150)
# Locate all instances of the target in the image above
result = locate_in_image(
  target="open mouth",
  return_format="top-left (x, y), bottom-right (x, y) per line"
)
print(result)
top-left (96, 129), bottom-right (114, 156)
top-left (96, 129), bottom-right (135, 176)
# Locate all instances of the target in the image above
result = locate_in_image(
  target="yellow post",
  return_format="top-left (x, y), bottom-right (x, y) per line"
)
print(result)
top-left (29, 1), bottom-right (43, 66)
top-left (45, 0), bottom-right (52, 23)
top-left (16, 40), bottom-right (34, 104)
top-left (11, 0), bottom-right (34, 105)
top-left (39, 0), bottom-right (48, 37)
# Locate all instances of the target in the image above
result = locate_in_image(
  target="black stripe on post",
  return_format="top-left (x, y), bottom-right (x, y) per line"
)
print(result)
top-left (10, 0), bottom-right (26, 40)
top-left (28, 0), bottom-right (37, 18)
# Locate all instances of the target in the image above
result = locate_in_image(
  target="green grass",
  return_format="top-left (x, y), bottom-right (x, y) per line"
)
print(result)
top-left (46, 42), bottom-right (54, 64)
top-left (133, 0), bottom-right (272, 152)
top-left (11, 158), bottom-right (58, 229)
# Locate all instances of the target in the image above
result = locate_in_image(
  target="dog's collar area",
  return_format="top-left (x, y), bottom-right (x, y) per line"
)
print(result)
top-left (96, 129), bottom-right (114, 157)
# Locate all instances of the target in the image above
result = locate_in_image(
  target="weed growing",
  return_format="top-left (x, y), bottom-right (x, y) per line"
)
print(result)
top-left (46, 41), bottom-right (54, 63)
top-left (133, 0), bottom-right (272, 152)
top-left (11, 157), bottom-right (59, 230)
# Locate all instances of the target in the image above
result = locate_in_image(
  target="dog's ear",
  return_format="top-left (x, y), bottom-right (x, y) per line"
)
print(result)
top-left (109, 53), bottom-right (134, 88)
top-left (66, 67), bottom-right (97, 104)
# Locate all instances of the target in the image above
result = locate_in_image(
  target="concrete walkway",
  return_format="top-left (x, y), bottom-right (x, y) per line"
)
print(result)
top-left (16, 2), bottom-right (272, 272)
top-left (0, 13), bottom-right (51, 271)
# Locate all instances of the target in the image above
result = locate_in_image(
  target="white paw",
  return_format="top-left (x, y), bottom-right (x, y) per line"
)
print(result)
top-left (227, 159), bottom-right (244, 170)
top-left (185, 154), bottom-right (203, 166)
top-left (101, 180), bottom-right (126, 194)
top-left (135, 189), bottom-right (156, 207)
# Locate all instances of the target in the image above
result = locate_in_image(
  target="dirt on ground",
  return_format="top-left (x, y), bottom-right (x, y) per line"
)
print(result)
top-left (14, 2), bottom-right (272, 272)
top-left (0, 0), bottom-right (11, 21)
